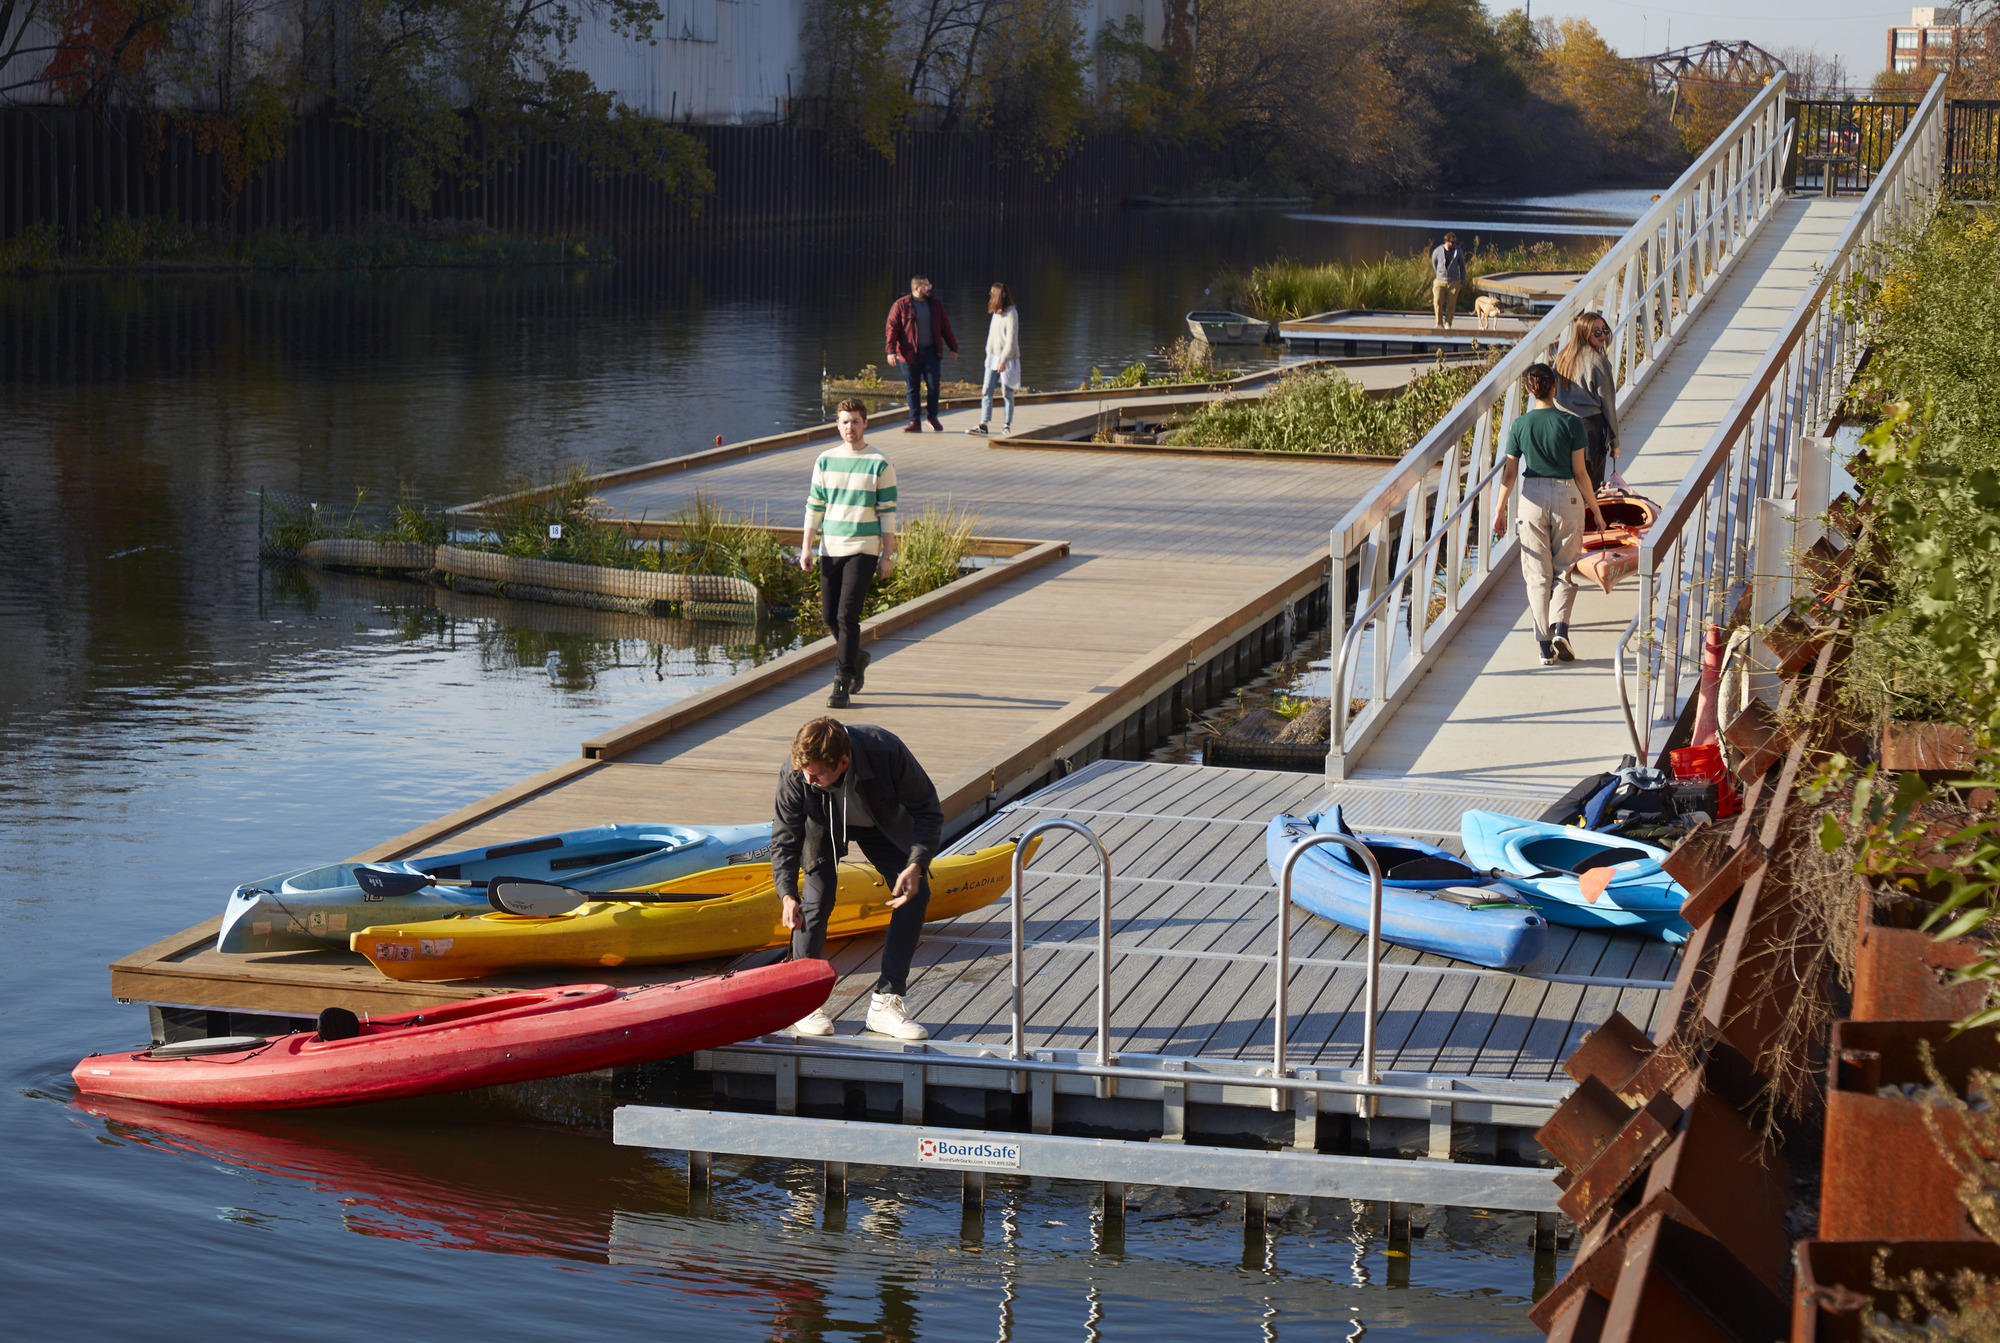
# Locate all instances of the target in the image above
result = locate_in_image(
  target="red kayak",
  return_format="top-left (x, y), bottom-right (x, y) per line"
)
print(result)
top-left (71, 959), bottom-right (833, 1110)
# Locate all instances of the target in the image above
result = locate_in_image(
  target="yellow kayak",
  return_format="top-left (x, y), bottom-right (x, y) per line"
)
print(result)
top-left (351, 838), bottom-right (1031, 981)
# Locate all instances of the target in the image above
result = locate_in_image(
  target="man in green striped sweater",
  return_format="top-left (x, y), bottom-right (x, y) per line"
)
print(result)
top-left (802, 399), bottom-right (899, 709)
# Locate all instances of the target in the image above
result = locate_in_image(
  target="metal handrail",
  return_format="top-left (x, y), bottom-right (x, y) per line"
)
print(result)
top-left (1612, 73), bottom-right (1951, 758)
top-left (1275, 833), bottom-right (1384, 1116)
top-left (1325, 73), bottom-right (1797, 776)
top-left (1010, 818), bottom-right (1113, 1095)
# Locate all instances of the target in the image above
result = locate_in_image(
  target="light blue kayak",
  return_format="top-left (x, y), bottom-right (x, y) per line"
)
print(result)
top-left (1266, 811), bottom-right (1547, 971)
top-left (217, 822), bottom-right (773, 954)
top-left (1459, 810), bottom-right (1690, 943)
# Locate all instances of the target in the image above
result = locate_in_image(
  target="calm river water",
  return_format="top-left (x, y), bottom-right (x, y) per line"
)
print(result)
top-left (1, 187), bottom-right (1649, 1340)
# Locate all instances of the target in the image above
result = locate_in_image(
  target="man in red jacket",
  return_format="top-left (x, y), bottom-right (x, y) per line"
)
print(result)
top-left (884, 275), bottom-right (957, 432)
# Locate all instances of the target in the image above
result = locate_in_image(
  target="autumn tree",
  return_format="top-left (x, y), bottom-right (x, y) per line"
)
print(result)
top-left (972, 0), bottom-right (1090, 168)
top-left (1538, 17), bottom-right (1674, 169)
top-left (311, 0), bottom-right (713, 208)
top-left (799, 0), bottom-right (911, 158)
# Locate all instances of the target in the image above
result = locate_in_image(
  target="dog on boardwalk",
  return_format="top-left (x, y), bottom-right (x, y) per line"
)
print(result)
top-left (1472, 295), bottom-right (1504, 329)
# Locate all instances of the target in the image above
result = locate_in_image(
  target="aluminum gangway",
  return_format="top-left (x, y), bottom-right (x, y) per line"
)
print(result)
top-left (1322, 74), bottom-right (1948, 787)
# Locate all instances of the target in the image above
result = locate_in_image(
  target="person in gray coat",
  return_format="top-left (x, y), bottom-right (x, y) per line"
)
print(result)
top-left (1430, 232), bottom-right (1467, 329)
top-left (772, 717), bottom-right (943, 1040)
top-left (1554, 310), bottom-right (1620, 491)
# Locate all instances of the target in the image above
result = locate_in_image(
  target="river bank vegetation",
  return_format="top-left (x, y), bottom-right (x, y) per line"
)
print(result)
top-left (4, 0), bottom-right (1731, 234)
top-left (1222, 241), bottom-right (1610, 320)
top-left (804, 0), bottom-right (1692, 191)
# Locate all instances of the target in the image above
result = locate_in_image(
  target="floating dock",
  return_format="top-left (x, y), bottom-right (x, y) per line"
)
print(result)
top-left (1277, 309), bottom-right (1535, 354)
top-left (1473, 270), bottom-right (1588, 314)
top-left (108, 366), bottom-right (1671, 1243)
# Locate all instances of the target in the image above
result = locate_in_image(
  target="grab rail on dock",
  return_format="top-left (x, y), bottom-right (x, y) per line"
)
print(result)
top-left (1275, 833), bottom-right (1384, 1116)
top-left (1009, 819), bottom-right (1402, 1119)
top-left (1324, 72), bottom-right (1796, 778)
top-left (1612, 74), bottom-right (1950, 760)
top-left (1011, 819), bottom-right (1114, 1098)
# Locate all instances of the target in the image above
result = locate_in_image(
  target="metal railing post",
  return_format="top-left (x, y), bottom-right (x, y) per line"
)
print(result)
top-left (1276, 833), bottom-right (1384, 1117)
top-left (1010, 818), bottom-right (1114, 1097)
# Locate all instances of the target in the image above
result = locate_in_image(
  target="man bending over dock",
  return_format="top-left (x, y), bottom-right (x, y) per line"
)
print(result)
top-left (774, 717), bottom-right (942, 1041)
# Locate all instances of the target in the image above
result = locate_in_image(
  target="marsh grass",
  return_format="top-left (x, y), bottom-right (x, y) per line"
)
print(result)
top-left (1222, 241), bottom-right (1610, 319)
top-left (1169, 355), bottom-right (1494, 455)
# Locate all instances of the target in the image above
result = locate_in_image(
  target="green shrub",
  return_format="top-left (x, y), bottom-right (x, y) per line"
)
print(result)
top-left (1169, 358), bottom-right (1489, 455)
top-left (1840, 207), bottom-right (2000, 730)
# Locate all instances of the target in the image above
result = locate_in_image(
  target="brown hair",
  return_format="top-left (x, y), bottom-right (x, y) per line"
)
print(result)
top-left (1555, 311), bottom-right (1605, 382)
top-left (988, 282), bottom-right (1013, 315)
top-left (1524, 362), bottom-right (1558, 400)
top-left (835, 397), bottom-right (868, 419)
top-left (790, 717), bottom-right (851, 771)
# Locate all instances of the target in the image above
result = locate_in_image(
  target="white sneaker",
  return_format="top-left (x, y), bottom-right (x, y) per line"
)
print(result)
top-left (792, 1008), bottom-right (836, 1036)
top-left (865, 993), bottom-right (928, 1040)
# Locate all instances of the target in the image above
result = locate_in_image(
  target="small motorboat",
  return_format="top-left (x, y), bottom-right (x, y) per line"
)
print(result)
top-left (1459, 810), bottom-right (1690, 942)
top-left (1186, 310), bottom-right (1274, 345)
top-left (1265, 811), bottom-right (1547, 971)
top-left (1573, 488), bottom-right (1659, 595)
top-left (217, 822), bottom-right (774, 954)
top-left (70, 959), bottom-right (835, 1110)
top-left (353, 838), bottom-right (1032, 982)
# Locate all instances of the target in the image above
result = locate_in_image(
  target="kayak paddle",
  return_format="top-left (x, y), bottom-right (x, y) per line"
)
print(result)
top-left (354, 865), bottom-right (486, 900)
top-left (487, 876), bottom-right (739, 917)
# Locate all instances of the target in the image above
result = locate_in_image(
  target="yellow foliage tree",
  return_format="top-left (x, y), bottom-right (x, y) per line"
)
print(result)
top-left (1538, 18), bottom-right (1672, 166)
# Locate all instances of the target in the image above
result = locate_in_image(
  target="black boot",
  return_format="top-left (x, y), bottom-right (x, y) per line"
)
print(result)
top-left (826, 674), bottom-right (851, 709)
top-left (851, 648), bottom-right (871, 694)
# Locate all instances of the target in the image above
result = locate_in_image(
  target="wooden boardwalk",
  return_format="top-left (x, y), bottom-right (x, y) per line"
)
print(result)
top-left (1347, 197), bottom-right (1861, 788)
top-left (109, 194), bottom-right (1811, 1114)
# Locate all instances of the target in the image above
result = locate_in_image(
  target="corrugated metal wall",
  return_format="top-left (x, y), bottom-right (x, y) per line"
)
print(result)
top-left (0, 108), bottom-right (1228, 241)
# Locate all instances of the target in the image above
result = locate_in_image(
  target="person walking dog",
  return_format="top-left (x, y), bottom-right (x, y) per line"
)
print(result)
top-left (774, 717), bottom-right (943, 1041)
top-left (971, 282), bottom-right (1020, 436)
top-left (885, 275), bottom-right (958, 432)
top-left (1492, 363), bottom-right (1605, 666)
top-left (802, 399), bottom-right (897, 708)
top-left (1431, 232), bottom-right (1467, 329)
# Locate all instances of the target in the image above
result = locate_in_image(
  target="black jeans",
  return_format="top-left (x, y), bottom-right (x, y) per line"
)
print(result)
top-left (1580, 415), bottom-right (1613, 493)
top-left (819, 551), bottom-right (876, 681)
top-left (791, 825), bottom-right (931, 995)
top-left (903, 347), bottom-right (942, 425)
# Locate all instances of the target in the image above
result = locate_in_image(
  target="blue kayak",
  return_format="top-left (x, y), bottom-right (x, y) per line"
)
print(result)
top-left (1265, 810), bottom-right (1548, 971)
top-left (217, 822), bottom-right (773, 954)
top-left (1459, 810), bottom-right (1690, 943)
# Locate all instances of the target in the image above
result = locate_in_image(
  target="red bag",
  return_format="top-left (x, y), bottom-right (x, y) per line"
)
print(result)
top-left (1668, 743), bottom-right (1740, 819)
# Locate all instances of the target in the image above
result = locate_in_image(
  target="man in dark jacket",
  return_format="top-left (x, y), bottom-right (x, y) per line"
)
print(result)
top-left (772, 717), bottom-right (943, 1039)
top-left (884, 275), bottom-right (957, 433)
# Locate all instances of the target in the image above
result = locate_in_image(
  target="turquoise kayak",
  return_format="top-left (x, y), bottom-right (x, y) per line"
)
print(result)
top-left (1459, 810), bottom-right (1690, 943)
top-left (217, 822), bottom-right (772, 954)
top-left (1266, 811), bottom-right (1547, 970)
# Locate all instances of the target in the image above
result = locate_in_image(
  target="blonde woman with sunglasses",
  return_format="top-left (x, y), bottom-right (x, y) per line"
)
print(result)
top-left (1554, 311), bottom-right (1619, 491)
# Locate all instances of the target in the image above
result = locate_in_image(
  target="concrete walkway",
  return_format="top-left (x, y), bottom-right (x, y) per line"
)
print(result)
top-left (1348, 197), bottom-right (1859, 790)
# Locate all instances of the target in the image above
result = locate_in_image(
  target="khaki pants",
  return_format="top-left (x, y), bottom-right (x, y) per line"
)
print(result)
top-left (1517, 475), bottom-right (1584, 642)
top-left (1432, 279), bottom-right (1461, 327)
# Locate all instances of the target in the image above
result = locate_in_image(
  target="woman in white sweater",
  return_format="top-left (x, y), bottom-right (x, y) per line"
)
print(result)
top-left (972, 283), bottom-right (1020, 436)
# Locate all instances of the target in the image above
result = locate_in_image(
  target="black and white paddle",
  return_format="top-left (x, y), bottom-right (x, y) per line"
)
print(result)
top-left (486, 876), bottom-right (735, 918)
top-left (352, 865), bottom-right (486, 901)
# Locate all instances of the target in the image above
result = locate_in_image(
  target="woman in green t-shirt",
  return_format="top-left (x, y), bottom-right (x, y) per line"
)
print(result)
top-left (1493, 363), bottom-right (1605, 666)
